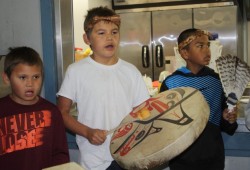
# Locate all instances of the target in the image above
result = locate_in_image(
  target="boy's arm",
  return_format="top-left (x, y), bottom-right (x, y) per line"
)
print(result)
top-left (220, 91), bottom-right (238, 135)
top-left (221, 108), bottom-right (238, 135)
top-left (57, 96), bottom-right (107, 145)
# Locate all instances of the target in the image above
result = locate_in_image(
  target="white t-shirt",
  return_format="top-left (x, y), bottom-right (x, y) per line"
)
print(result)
top-left (57, 57), bottom-right (149, 169)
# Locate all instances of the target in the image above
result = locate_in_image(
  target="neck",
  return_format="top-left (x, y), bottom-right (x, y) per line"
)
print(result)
top-left (186, 65), bottom-right (204, 74)
top-left (90, 55), bottom-right (118, 65)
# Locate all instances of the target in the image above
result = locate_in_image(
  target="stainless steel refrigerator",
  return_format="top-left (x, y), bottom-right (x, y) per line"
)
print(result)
top-left (113, 0), bottom-right (241, 81)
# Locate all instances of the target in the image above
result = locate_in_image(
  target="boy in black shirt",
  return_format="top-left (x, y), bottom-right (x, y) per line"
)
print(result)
top-left (160, 28), bottom-right (238, 170)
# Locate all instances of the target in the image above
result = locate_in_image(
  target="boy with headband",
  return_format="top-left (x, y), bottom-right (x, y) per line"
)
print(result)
top-left (160, 28), bottom-right (238, 170)
top-left (57, 6), bottom-right (149, 170)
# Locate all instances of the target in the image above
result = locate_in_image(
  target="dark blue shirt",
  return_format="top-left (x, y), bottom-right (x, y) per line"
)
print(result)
top-left (161, 66), bottom-right (225, 126)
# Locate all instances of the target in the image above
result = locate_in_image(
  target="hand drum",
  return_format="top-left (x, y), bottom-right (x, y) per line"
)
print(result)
top-left (110, 87), bottom-right (209, 170)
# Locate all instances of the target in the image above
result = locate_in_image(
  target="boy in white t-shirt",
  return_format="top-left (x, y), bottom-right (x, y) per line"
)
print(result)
top-left (57, 6), bottom-right (149, 170)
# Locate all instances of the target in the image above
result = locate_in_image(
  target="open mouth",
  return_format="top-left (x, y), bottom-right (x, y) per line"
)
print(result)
top-left (105, 44), bottom-right (114, 50)
top-left (25, 90), bottom-right (34, 97)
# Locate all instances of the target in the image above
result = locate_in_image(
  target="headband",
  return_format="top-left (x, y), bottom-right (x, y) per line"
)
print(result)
top-left (178, 30), bottom-right (212, 50)
top-left (85, 15), bottom-right (121, 32)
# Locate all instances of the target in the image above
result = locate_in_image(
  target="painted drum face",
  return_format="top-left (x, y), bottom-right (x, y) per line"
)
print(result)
top-left (110, 87), bottom-right (210, 170)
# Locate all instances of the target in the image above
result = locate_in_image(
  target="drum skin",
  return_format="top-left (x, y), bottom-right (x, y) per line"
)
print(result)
top-left (110, 87), bottom-right (210, 170)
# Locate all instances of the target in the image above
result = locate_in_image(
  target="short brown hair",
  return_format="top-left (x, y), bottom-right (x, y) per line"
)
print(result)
top-left (84, 6), bottom-right (119, 37)
top-left (4, 46), bottom-right (43, 78)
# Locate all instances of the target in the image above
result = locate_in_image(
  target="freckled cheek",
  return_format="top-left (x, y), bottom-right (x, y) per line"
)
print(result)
top-left (35, 80), bottom-right (43, 89)
top-left (10, 82), bottom-right (24, 95)
top-left (115, 36), bottom-right (120, 42)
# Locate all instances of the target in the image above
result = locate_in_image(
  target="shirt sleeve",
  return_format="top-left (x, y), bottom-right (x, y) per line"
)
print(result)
top-left (220, 88), bottom-right (238, 135)
top-left (220, 117), bottom-right (238, 135)
top-left (159, 79), bottom-right (169, 92)
top-left (57, 65), bottom-right (76, 102)
top-left (132, 69), bottom-right (150, 107)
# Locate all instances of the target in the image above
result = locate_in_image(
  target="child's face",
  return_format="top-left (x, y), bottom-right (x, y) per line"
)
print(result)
top-left (3, 63), bottom-right (42, 105)
top-left (182, 34), bottom-right (211, 68)
top-left (85, 21), bottom-right (120, 62)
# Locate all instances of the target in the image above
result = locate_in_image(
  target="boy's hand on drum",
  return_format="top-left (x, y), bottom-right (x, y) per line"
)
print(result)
top-left (86, 128), bottom-right (107, 145)
top-left (223, 107), bottom-right (237, 124)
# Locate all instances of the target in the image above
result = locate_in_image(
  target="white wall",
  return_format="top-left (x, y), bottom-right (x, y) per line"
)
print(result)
top-left (0, 0), bottom-right (44, 96)
top-left (0, 0), bottom-right (42, 57)
top-left (73, 0), bottom-right (88, 51)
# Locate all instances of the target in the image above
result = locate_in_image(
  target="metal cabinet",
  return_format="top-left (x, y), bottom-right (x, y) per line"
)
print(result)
top-left (117, 5), bottom-right (240, 80)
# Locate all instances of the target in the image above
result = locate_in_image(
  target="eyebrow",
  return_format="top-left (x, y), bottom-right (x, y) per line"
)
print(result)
top-left (194, 41), bottom-right (210, 47)
top-left (95, 27), bottom-right (119, 31)
top-left (195, 41), bottom-right (210, 44)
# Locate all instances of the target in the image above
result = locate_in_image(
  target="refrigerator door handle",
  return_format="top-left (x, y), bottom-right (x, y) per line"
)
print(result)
top-left (155, 45), bottom-right (164, 67)
top-left (142, 45), bottom-right (150, 68)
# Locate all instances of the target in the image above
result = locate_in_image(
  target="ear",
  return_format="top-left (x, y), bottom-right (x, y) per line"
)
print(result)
top-left (179, 49), bottom-right (189, 60)
top-left (83, 33), bottom-right (91, 45)
top-left (2, 72), bottom-right (10, 85)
